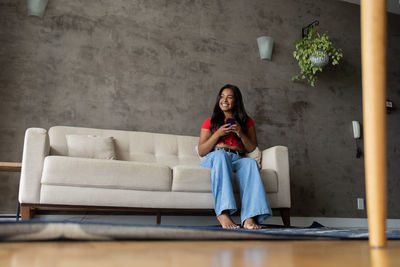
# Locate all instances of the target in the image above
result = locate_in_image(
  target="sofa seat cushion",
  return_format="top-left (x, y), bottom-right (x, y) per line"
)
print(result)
top-left (172, 165), bottom-right (211, 192)
top-left (171, 165), bottom-right (278, 193)
top-left (41, 156), bottom-right (172, 191)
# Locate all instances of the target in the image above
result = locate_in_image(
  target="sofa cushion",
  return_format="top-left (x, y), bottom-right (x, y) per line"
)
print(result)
top-left (245, 147), bottom-right (262, 169)
top-left (41, 156), bottom-right (172, 191)
top-left (172, 165), bottom-right (211, 192)
top-left (66, 135), bottom-right (117, 160)
top-left (48, 126), bottom-right (201, 167)
top-left (40, 185), bottom-right (215, 209)
top-left (171, 165), bottom-right (278, 193)
top-left (128, 132), bottom-right (200, 167)
top-left (49, 126), bottom-right (131, 160)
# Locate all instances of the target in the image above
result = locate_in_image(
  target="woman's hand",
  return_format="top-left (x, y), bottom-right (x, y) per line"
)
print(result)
top-left (230, 123), bottom-right (243, 138)
top-left (215, 124), bottom-right (232, 138)
top-left (198, 123), bottom-right (232, 157)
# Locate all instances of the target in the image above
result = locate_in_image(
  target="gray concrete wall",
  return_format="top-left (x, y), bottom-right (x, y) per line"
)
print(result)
top-left (1, 0), bottom-right (399, 218)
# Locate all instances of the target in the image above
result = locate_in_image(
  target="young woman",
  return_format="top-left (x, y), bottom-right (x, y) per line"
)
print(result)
top-left (198, 84), bottom-right (272, 229)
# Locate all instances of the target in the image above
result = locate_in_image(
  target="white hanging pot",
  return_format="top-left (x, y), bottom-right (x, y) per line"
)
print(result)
top-left (27, 0), bottom-right (49, 19)
top-left (309, 50), bottom-right (329, 68)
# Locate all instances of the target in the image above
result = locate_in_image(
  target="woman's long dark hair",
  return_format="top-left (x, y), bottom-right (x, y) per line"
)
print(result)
top-left (210, 84), bottom-right (249, 134)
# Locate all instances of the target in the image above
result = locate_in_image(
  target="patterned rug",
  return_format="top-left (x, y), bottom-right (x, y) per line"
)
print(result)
top-left (1, 221), bottom-right (399, 241)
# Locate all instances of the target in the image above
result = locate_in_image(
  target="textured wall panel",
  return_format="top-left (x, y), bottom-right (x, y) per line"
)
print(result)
top-left (0, 0), bottom-right (399, 218)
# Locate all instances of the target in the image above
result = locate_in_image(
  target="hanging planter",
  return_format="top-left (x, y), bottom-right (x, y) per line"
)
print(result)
top-left (309, 50), bottom-right (329, 68)
top-left (292, 27), bottom-right (343, 87)
top-left (27, 0), bottom-right (48, 19)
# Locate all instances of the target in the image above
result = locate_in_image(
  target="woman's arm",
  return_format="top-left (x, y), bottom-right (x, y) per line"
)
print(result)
top-left (231, 124), bottom-right (258, 153)
top-left (198, 124), bottom-right (231, 157)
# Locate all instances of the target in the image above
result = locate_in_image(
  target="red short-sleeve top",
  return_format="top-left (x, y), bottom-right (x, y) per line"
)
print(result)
top-left (201, 117), bottom-right (254, 148)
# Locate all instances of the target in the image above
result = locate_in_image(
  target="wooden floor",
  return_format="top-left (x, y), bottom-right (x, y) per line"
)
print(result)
top-left (1, 240), bottom-right (400, 267)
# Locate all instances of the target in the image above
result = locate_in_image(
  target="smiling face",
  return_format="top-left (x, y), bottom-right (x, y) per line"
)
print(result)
top-left (219, 88), bottom-right (235, 113)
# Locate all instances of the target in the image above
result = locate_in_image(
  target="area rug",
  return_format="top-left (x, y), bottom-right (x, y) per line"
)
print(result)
top-left (1, 221), bottom-right (399, 241)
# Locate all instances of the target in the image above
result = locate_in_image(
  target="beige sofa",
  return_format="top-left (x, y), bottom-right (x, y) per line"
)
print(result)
top-left (19, 126), bottom-right (291, 226)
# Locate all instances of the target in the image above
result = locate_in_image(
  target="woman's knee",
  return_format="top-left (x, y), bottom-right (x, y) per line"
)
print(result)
top-left (241, 157), bottom-right (258, 167)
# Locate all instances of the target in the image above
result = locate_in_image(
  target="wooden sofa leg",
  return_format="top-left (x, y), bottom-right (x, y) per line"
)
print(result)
top-left (280, 208), bottom-right (291, 228)
top-left (20, 205), bottom-right (35, 220)
top-left (156, 212), bottom-right (161, 225)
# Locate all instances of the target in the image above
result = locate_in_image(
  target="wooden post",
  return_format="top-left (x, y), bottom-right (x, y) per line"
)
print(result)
top-left (279, 208), bottom-right (291, 228)
top-left (20, 205), bottom-right (35, 220)
top-left (156, 212), bottom-right (161, 225)
top-left (361, 0), bottom-right (387, 248)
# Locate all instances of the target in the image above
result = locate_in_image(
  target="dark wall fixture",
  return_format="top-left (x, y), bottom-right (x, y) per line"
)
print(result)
top-left (302, 20), bottom-right (320, 38)
top-left (352, 121), bottom-right (363, 158)
top-left (386, 99), bottom-right (394, 114)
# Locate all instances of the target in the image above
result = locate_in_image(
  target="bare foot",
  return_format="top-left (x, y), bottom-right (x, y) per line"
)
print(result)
top-left (243, 217), bottom-right (262, 230)
top-left (217, 212), bottom-right (240, 229)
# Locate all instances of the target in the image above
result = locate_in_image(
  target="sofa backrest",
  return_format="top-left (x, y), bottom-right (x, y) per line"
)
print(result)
top-left (48, 126), bottom-right (201, 167)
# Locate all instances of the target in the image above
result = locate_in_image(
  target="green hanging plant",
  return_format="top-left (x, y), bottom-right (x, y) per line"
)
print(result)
top-left (292, 27), bottom-right (343, 87)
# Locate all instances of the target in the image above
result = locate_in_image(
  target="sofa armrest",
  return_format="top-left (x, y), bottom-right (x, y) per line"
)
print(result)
top-left (19, 128), bottom-right (50, 204)
top-left (262, 146), bottom-right (291, 208)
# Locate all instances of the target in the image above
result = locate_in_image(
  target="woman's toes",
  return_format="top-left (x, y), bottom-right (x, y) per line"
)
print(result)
top-left (243, 218), bottom-right (261, 230)
top-left (226, 223), bottom-right (239, 229)
top-left (217, 213), bottom-right (239, 229)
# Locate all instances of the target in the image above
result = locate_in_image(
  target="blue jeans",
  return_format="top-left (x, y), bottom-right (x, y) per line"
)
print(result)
top-left (200, 148), bottom-right (272, 225)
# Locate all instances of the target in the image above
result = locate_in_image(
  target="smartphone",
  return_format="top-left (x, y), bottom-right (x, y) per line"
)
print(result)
top-left (226, 118), bottom-right (236, 128)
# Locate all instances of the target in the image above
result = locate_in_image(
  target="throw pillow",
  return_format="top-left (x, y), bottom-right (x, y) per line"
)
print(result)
top-left (246, 146), bottom-right (262, 169)
top-left (66, 135), bottom-right (117, 160)
top-left (195, 145), bottom-right (205, 161)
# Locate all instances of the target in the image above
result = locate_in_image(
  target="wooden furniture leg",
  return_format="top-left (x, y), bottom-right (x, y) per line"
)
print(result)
top-left (0, 162), bottom-right (22, 221)
top-left (156, 212), bottom-right (161, 225)
top-left (20, 205), bottom-right (35, 220)
top-left (280, 208), bottom-right (290, 228)
top-left (361, 0), bottom-right (387, 248)
top-left (16, 202), bottom-right (20, 221)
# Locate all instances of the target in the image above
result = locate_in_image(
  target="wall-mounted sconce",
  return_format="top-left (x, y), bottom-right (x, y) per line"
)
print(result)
top-left (27, 0), bottom-right (48, 19)
top-left (257, 36), bottom-right (274, 60)
top-left (352, 120), bottom-right (363, 158)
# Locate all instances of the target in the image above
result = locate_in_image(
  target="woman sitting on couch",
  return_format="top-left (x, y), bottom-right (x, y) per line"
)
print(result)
top-left (198, 84), bottom-right (272, 229)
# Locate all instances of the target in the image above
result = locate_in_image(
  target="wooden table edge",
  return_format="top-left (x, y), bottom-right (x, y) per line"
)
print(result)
top-left (0, 162), bottom-right (22, 172)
